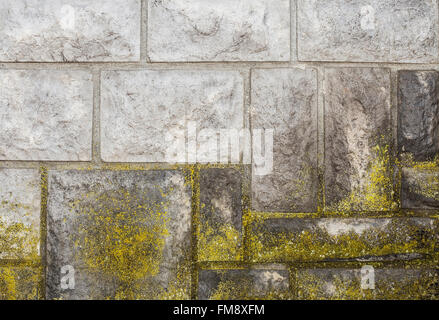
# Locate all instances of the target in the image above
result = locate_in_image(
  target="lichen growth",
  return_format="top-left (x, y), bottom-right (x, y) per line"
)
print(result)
top-left (0, 267), bottom-right (40, 300)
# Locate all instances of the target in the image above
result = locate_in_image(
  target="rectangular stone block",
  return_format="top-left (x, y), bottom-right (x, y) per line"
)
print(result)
top-left (198, 168), bottom-right (243, 262)
top-left (46, 170), bottom-right (192, 300)
top-left (248, 217), bottom-right (438, 263)
top-left (147, 0), bottom-right (290, 62)
top-left (297, 268), bottom-right (438, 300)
top-left (251, 68), bottom-right (318, 213)
top-left (0, 0), bottom-right (141, 62)
top-left (198, 268), bottom-right (291, 300)
top-left (101, 70), bottom-right (243, 163)
top-left (0, 169), bottom-right (40, 259)
top-left (0, 267), bottom-right (41, 300)
top-left (298, 0), bottom-right (438, 63)
top-left (0, 70), bottom-right (93, 161)
top-left (398, 71), bottom-right (439, 162)
top-left (325, 68), bottom-right (392, 213)
top-left (401, 168), bottom-right (439, 209)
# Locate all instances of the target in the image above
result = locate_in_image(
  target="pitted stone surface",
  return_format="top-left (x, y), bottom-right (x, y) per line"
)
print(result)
top-left (0, 169), bottom-right (40, 259)
top-left (298, 0), bottom-right (438, 63)
top-left (325, 68), bottom-right (392, 212)
top-left (401, 168), bottom-right (439, 209)
top-left (0, 70), bottom-right (93, 161)
top-left (101, 70), bottom-right (244, 163)
top-left (147, 0), bottom-right (291, 62)
top-left (0, 267), bottom-right (41, 300)
top-left (198, 168), bottom-right (243, 262)
top-left (0, 0), bottom-right (141, 62)
top-left (398, 71), bottom-right (439, 161)
top-left (198, 268), bottom-right (290, 300)
top-left (46, 170), bottom-right (192, 300)
top-left (297, 268), bottom-right (439, 300)
top-left (251, 68), bottom-right (318, 213)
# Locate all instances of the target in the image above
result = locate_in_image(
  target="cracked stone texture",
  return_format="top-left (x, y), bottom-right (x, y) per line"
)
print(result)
top-left (250, 217), bottom-right (439, 262)
top-left (401, 168), bottom-right (439, 209)
top-left (198, 168), bottom-right (243, 262)
top-left (325, 68), bottom-right (392, 211)
top-left (198, 268), bottom-right (290, 300)
top-left (46, 170), bottom-right (192, 300)
top-left (398, 71), bottom-right (439, 161)
top-left (0, 267), bottom-right (41, 300)
top-left (147, 0), bottom-right (291, 62)
top-left (0, 70), bottom-right (93, 161)
top-left (101, 70), bottom-right (244, 163)
top-left (298, 0), bottom-right (439, 63)
top-left (0, 0), bottom-right (140, 62)
top-left (251, 68), bottom-right (318, 213)
top-left (297, 268), bottom-right (439, 300)
top-left (0, 169), bottom-right (40, 259)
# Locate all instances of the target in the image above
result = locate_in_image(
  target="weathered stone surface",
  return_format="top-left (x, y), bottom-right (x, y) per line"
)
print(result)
top-left (325, 68), bottom-right (392, 212)
top-left (398, 71), bottom-right (439, 162)
top-left (101, 70), bottom-right (243, 163)
top-left (147, 0), bottom-right (290, 62)
top-left (251, 68), bottom-right (318, 213)
top-left (198, 168), bottom-right (243, 262)
top-left (0, 70), bottom-right (93, 161)
top-left (0, 169), bottom-right (40, 259)
top-left (0, 267), bottom-right (41, 300)
top-left (401, 168), bottom-right (439, 209)
top-left (297, 268), bottom-right (438, 300)
top-left (198, 268), bottom-right (290, 300)
top-left (0, 0), bottom-right (140, 62)
top-left (248, 217), bottom-right (438, 262)
top-left (297, 0), bottom-right (438, 63)
top-left (46, 170), bottom-right (192, 300)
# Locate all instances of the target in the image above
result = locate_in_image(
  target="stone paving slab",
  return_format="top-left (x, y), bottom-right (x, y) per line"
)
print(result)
top-left (0, 267), bottom-right (41, 300)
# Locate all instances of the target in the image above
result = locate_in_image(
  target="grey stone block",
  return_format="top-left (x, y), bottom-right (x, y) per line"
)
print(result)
top-left (147, 0), bottom-right (291, 62)
top-left (298, 0), bottom-right (438, 63)
top-left (0, 267), bottom-right (41, 300)
top-left (101, 70), bottom-right (244, 163)
top-left (0, 0), bottom-right (141, 62)
top-left (198, 268), bottom-right (290, 300)
top-left (324, 68), bottom-right (392, 212)
top-left (251, 68), bottom-right (318, 213)
top-left (198, 168), bottom-right (243, 262)
top-left (46, 170), bottom-right (192, 300)
top-left (0, 70), bottom-right (93, 161)
top-left (0, 168), bottom-right (40, 259)
top-left (398, 71), bottom-right (439, 161)
top-left (401, 167), bottom-right (439, 209)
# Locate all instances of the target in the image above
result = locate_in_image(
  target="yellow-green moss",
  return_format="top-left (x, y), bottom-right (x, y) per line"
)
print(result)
top-left (0, 267), bottom-right (40, 300)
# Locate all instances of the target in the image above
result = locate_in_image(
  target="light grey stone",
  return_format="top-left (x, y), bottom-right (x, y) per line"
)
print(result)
top-left (46, 170), bottom-right (192, 300)
top-left (198, 268), bottom-right (290, 300)
top-left (101, 70), bottom-right (244, 163)
top-left (147, 0), bottom-right (291, 62)
top-left (0, 0), bottom-right (141, 62)
top-left (298, 0), bottom-right (438, 63)
top-left (0, 168), bottom-right (40, 259)
top-left (251, 68), bottom-right (318, 212)
top-left (324, 68), bottom-right (392, 212)
top-left (0, 70), bottom-right (93, 161)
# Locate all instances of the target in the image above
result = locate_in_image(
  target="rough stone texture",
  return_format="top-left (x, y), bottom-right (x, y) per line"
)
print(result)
top-left (0, 267), bottom-right (41, 300)
top-left (298, 0), bottom-right (439, 63)
top-left (0, 0), bottom-right (140, 62)
top-left (0, 169), bottom-right (40, 259)
top-left (251, 68), bottom-right (318, 213)
top-left (198, 168), bottom-right (243, 262)
top-left (398, 71), bottom-right (439, 161)
top-left (0, 70), bottom-right (93, 161)
top-left (46, 170), bottom-right (192, 300)
top-left (401, 168), bottom-right (439, 209)
top-left (147, 0), bottom-right (290, 62)
top-left (198, 268), bottom-right (290, 300)
top-left (325, 68), bottom-right (392, 212)
top-left (297, 268), bottom-right (439, 300)
top-left (248, 217), bottom-right (439, 262)
top-left (101, 70), bottom-right (244, 163)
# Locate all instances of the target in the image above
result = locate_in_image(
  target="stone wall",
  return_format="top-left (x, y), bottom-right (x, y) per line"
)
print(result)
top-left (0, 0), bottom-right (438, 300)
